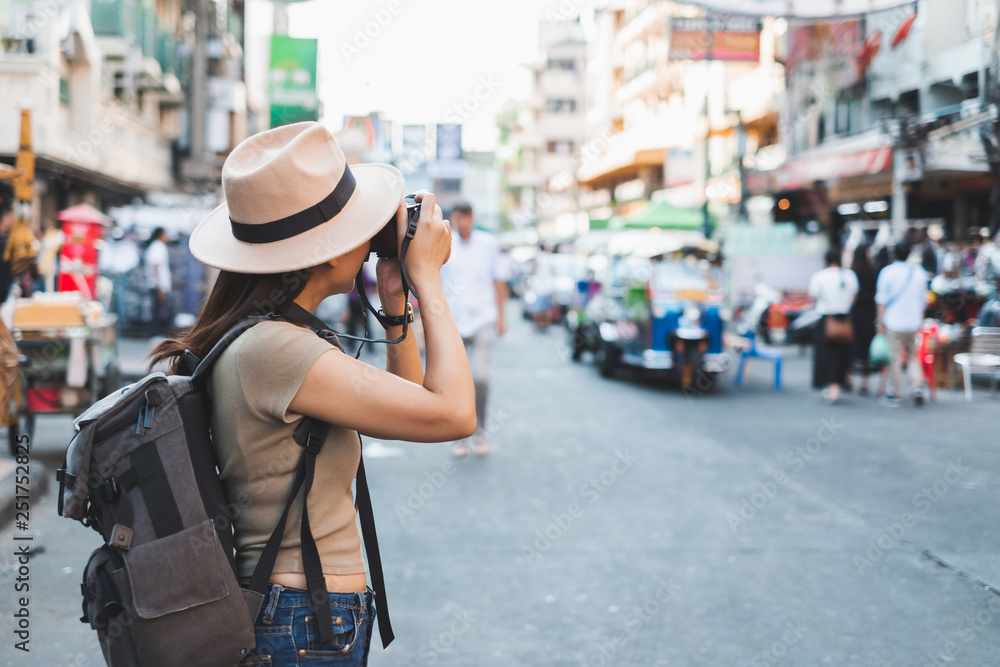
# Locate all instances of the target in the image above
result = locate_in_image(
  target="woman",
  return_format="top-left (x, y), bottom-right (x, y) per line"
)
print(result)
top-left (850, 245), bottom-right (878, 394)
top-left (151, 122), bottom-right (476, 666)
top-left (809, 249), bottom-right (859, 404)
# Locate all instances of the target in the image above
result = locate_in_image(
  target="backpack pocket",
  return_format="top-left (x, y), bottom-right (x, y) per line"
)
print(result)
top-left (83, 519), bottom-right (258, 667)
top-left (123, 519), bottom-right (228, 619)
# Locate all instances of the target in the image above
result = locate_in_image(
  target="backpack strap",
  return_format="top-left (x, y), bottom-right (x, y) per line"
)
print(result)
top-left (354, 436), bottom-right (393, 648)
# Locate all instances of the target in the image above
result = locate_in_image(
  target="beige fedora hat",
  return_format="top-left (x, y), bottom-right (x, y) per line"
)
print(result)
top-left (189, 121), bottom-right (403, 274)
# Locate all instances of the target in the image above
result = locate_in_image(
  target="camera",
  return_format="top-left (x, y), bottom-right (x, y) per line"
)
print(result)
top-left (366, 193), bottom-right (421, 299)
top-left (369, 193), bottom-right (420, 258)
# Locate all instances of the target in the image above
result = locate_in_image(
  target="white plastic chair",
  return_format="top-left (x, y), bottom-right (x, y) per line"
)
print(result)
top-left (953, 327), bottom-right (1000, 402)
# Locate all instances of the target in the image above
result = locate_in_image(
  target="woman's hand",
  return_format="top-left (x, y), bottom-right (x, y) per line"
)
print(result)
top-left (375, 202), bottom-right (409, 313)
top-left (404, 191), bottom-right (451, 290)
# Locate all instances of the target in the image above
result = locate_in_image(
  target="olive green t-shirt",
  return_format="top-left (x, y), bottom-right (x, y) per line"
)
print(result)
top-left (209, 320), bottom-right (365, 578)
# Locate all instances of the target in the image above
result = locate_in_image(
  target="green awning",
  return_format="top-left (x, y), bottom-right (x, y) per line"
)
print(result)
top-left (588, 217), bottom-right (610, 230)
top-left (608, 201), bottom-right (707, 231)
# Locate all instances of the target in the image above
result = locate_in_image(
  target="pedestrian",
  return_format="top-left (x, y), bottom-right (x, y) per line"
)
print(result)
top-left (875, 241), bottom-right (931, 407)
top-left (440, 200), bottom-right (509, 456)
top-left (809, 249), bottom-right (858, 404)
top-left (35, 220), bottom-right (64, 292)
top-left (531, 244), bottom-right (555, 331)
top-left (850, 244), bottom-right (878, 395)
top-left (150, 122), bottom-right (475, 666)
top-left (144, 226), bottom-right (172, 337)
top-left (99, 225), bottom-right (141, 324)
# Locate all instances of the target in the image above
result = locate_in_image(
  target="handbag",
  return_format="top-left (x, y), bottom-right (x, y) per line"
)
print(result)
top-left (869, 332), bottom-right (890, 368)
top-left (823, 269), bottom-right (854, 344)
top-left (825, 314), bottom-right (854, 344)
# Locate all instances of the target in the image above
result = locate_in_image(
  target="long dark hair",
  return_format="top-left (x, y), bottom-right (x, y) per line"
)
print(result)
top-left (146, 227), bottom-right (166, 249)
top-left (851, 244), bottom-right (876, 294)
top-left (149, 267), bottom-right (314, 374)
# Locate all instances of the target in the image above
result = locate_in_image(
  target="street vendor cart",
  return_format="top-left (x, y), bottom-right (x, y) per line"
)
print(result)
top-left (6, 292), bottom-right (120, 454)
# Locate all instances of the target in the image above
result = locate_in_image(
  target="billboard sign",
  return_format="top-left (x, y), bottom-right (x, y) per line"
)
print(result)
top-left (269, 35), bottom-right (319, 127)
top-left (435, 123), bottom-right (463, 161)
top-left (669, 15), bottom-right (761, 61)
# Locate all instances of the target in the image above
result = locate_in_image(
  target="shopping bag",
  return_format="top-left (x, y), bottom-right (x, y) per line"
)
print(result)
top-left (869, 333), bottom-right (890, 368)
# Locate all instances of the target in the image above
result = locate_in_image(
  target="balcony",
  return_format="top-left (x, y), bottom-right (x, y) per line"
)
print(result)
top-left (617, 3), bottom-right (664, 46)
top-left (90, 0), bottom-right (167, 62)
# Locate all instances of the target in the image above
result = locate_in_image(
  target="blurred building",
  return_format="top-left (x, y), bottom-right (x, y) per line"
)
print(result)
top-left (0, 0), bottom-right (248, 226)
top-left (460, 150), bottom-right (502, 231)
top-left (578, 1), bottom-right (784, 235)
top-left (504, 19), bottom-right (587, 239)
top-left (747, 0), bottom-right (997, 241)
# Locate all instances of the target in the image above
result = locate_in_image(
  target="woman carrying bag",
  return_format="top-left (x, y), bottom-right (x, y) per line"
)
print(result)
top-left (809, 249), bottom-right (859, 404)
top-left (849, 244), bottom-right (878, 395)
top-left (151, 122), bottom-right (476, 666)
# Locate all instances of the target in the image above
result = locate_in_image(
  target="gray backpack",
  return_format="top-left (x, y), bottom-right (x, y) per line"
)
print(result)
top-left (57, 318), bottom-right (393, 666)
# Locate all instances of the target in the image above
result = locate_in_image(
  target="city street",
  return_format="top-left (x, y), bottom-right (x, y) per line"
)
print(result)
top-left (1, 314), bottom-right (999, 666)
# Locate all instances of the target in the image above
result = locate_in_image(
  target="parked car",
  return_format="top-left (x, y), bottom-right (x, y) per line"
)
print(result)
top-left (572, 255), bottom-right (729, 387)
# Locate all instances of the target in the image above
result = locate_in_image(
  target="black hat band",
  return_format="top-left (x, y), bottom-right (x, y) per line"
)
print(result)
top-left (229, 165), bottom-right (357, 244)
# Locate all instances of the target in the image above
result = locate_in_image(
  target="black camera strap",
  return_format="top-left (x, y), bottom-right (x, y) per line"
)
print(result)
top-left (276, 277), bottom-right (410, 351)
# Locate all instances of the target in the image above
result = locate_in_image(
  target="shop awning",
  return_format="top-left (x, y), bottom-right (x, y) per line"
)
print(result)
top-left (578, 119), bottom-right (695, 187)
top-left (609, 201), bottom-right (706, 230)
top-left (679, 0), bottom-right (917, 19)
top-left (777, 146), bottom-right (892, 191)
top-left (58, 204), bottom-right (113, 226)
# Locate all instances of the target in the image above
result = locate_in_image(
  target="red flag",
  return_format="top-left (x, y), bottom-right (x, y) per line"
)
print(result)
top-left (857, 31), bottom-right (882, 70)
top-left (892, 13), bottom-right (916, 48)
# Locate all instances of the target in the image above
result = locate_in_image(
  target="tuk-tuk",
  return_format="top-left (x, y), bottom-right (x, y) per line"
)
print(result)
top-left (573, 251), bottom-right (729, 387)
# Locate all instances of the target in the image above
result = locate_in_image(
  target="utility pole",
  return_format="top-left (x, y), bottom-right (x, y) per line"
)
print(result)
top-left (981, 0), bottom-right (1000, 237)
top-left (184, 0), bottom-right (211, 183)
top-left (274, 0), bottom-right (288, 35)
top-left (702, 20), bottom-right (714, 238)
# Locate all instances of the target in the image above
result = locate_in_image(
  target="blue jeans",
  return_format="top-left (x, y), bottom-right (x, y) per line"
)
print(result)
top-left (239, 584), bottom-right (375, 666)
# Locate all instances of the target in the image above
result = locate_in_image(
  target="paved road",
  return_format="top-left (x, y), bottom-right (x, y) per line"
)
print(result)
top-left (1, 314), bottom-right (999, 666)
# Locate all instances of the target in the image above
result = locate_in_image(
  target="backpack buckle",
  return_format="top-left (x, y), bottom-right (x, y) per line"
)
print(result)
top-left (303, 433), bottom-right (322, 457)
top-left (100, 478), bottom-right (121, 504)
top-left (109, 524), bottom-right (133, 551)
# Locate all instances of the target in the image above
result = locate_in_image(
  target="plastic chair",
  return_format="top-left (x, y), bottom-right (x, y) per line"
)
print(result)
top-left (953, 327), bottom-right (1000, 402)
top-left (733, 331), bottom-right (783, 390)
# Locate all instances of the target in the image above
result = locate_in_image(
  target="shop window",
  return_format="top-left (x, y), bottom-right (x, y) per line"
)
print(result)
top-left (961, 72), bottom-right (979, 100)
top-left (898, 89), bottom-right (920, 117)
top-left (545, 99), bottom-right (577, 113)
top-left (546, 140), bottom-right (574, 155)
top-left (547, 58), bottom-right (577, 73)
top-left (835, 88), bottom-right (863, 136)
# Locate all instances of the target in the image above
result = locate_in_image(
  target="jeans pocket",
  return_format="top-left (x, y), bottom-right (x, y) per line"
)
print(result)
top-left (301, 604), bottom-right (362, 657)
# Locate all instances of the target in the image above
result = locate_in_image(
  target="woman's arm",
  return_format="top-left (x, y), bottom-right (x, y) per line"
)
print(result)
top-left (290, 193), bottom-right (476, 442)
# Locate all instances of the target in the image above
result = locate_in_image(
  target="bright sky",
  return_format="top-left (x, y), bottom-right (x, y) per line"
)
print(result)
top-left (266, 0), bottom-right (580, 151)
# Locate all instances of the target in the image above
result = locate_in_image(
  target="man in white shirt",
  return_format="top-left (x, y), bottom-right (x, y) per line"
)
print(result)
top-left (875, 242), bottom-right (930, 407)
top-left (531, 245), bottom-right (555, 330)
top-left (439, 202), bottom-right (508, 456)
top-left (144, 227), bottom-right (172, 337)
